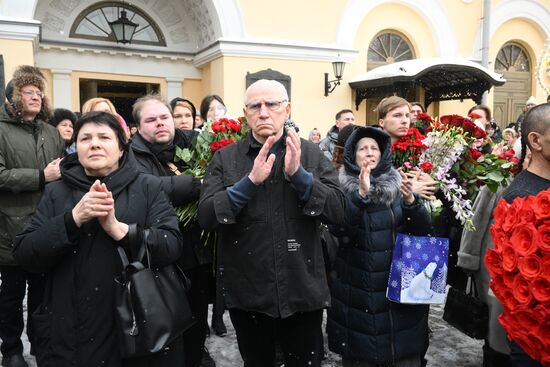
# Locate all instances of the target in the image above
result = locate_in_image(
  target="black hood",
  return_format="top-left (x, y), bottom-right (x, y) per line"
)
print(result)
top-left (344, 126), bottom-right (392, 178)
top-left (169, 97), bottom-right (197, 128)
top-left (60, 148), bottom-right (140, 197)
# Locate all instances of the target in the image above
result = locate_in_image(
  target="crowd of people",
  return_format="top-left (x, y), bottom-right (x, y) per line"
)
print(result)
top-left (0, 64), bottom-right (548, 367)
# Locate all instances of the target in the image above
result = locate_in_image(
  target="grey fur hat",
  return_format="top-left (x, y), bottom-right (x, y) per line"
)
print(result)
top-left (6, 65), bottom-right (51, 120)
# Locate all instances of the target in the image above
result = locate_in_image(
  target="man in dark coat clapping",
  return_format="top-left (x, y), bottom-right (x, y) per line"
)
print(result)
top-left (198, 79), bottom-right (345, 367)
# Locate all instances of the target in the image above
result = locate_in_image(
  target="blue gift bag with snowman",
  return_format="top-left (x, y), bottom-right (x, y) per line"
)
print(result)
top-left (387, 234), bottom-right (449, 304)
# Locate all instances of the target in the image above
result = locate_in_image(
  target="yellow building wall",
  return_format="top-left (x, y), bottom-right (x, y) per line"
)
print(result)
top-left (8, 0), bottom-right (547, 128)
top-left (40, 69), bottom-right (54, 102)
top-left (438, 17), bottom-right (548, 118)
top-left (220, 56), bottom-right (352, 137)
top-left (200, 58), bottom-right (225, 102)
top-left (442, 0), bottom-right (482, 57)
top-left (491, 18), bottom-right (547, 102)
top-left (239, 0), bottom-right (345, 43)
top-left (199, 63), bottom-right (211, 108)
top-left (349, 3), bottom-right (438, 122)
top-left (182, 79), bottom-right (204, 112)
top-left (0, 39), bottom-right (35, 82)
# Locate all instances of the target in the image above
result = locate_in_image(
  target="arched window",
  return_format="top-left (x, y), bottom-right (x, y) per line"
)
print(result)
top-left (495, 43), bottom-right (530, 72)
top-left (368, 31), bottom-right (414, 70)
top-left (70, 1), bottom-right (166, 46)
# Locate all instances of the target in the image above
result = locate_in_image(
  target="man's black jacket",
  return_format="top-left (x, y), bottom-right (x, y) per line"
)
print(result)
top-left (198, 132), bottom-right (345, 318)
top-left (130, 130), bottom-right (200, 207)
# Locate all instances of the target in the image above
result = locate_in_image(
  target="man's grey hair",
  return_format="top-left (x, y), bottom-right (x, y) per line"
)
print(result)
top-left (243, 79), bottom-right (289, 105)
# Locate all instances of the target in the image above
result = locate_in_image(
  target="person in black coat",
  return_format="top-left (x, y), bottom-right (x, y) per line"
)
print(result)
top-left (130, 95), bottom-right (200, 208)
top-left (198, 79), bottom-right (345, 367)
top-left (13, 112), bottom-right (184, 367)
top-left (327, 126), bottom-right (432, 367)
top-left (130, 95), bottom-right (213, 366)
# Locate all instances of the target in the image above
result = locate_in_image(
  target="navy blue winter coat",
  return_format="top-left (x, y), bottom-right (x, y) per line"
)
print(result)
top-left (327, 127), bottom-right (432, 364)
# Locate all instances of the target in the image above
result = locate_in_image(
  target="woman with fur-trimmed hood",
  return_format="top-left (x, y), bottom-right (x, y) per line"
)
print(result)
top-left (327, 127), bottom-right (432, 367)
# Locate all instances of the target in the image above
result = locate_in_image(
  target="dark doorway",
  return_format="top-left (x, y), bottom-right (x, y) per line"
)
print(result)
top-left (79, 79), bottom-right (160, 125)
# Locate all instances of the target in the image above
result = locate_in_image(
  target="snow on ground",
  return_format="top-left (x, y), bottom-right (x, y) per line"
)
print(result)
top-left (204, 304), bottom-right (483, 367)
top-left (3, 298), bottom-right (483, 366)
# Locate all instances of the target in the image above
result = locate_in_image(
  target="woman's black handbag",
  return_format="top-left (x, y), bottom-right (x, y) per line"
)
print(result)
top-left (114, 224), bottom-right (195, 358)
top-left (442, 274), bottom-right (488, 339)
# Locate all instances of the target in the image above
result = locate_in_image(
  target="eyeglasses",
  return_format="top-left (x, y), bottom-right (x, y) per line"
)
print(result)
top-left (21, 89), bottom-right (44, 98)
top-left (208, 105), bottom-right (227, 113)
top-left (245, 100), bottom-right (287, 114)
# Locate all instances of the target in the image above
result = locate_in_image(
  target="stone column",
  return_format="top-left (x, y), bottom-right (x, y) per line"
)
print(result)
top-left (166, 77), bottom-right (184, 102)
top-left (51, 69), bottom-right (72, 110)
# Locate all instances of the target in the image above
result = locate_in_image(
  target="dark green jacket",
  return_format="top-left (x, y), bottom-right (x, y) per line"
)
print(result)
top-left (0, 105), bottom-right (64, 265)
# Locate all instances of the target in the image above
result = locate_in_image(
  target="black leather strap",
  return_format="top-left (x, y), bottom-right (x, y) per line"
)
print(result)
top-left (126, 223), bottom-right (142, 261)
top-left (117, 247), bottom-right (130, 268)
top-left (136, 229), bottom-right (151, 266)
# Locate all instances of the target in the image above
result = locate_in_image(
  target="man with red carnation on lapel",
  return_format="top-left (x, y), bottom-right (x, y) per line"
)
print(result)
top-left (499, 103), bottom-right (550, 367)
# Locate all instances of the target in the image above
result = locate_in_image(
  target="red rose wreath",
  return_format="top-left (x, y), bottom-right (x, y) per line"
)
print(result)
top-left (486, 189), bottom-right (550, 365)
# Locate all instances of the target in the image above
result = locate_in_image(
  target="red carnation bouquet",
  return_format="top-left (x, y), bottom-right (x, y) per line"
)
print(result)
top-left (174, 117), bottom-right (248, 224)
top-left (485, 189), bottom-right (550, 365)
top-left (391, 127), bottom-right (431, 172)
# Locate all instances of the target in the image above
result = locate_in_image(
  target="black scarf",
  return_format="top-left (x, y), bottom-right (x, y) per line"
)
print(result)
top-left (143, 132), bottom-right (187, 175)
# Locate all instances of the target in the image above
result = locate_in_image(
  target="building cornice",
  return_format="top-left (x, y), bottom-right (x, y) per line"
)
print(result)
top-left (38, 40), bottom-right (195, 62)
top-left (38, 37), bottom-right (359, 68)
top-left (0, 18), bottom-right (40, 43)
top-left (194, 38), bottom-right (359, 67)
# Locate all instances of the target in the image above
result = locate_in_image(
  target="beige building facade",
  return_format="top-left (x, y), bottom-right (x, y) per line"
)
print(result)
top-left (1, 0), bottom-right (550, 134)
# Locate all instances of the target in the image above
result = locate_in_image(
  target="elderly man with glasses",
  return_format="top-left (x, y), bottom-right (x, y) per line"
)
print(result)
top-left (0, 65), bottom-right (64, 367)
top-left (198, 79), bottom-right (345, 367)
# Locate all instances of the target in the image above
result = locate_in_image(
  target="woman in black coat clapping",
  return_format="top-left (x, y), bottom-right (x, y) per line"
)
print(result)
top-left (14, 112), bottom-right (184, 367)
